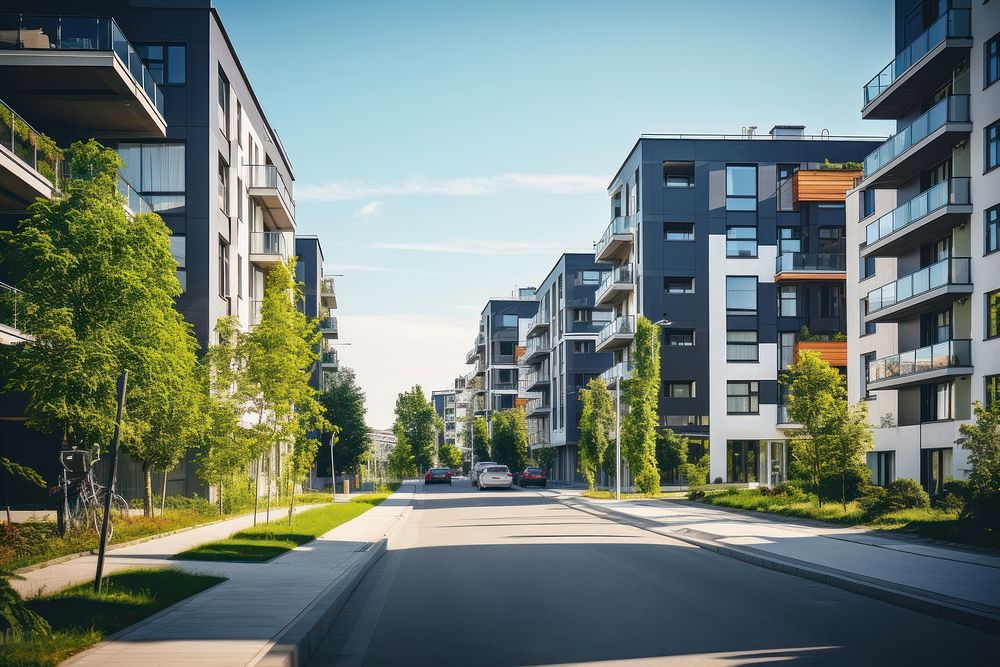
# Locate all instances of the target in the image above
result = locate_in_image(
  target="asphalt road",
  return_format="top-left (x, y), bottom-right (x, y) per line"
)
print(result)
top-left (308, 480), bottom-right (1000, 666)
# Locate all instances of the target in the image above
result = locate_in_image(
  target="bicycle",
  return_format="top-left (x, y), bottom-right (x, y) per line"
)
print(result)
top-left (59, 448), bottom-right (130, 539)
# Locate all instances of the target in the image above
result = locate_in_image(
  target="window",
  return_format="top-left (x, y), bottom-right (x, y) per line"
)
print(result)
top-left (663, 415), bottom-right (709, 427)
top-left (726, 331), bottom-right (758, 362)
top-left (778, 227), bottom-right (801, 254)
top-left (987, 120), bottom-right (1000, 173)
top-left (726, 381), bottom-right (759, 414)
top-left (664, 223), bottom-right (695, 241)
top-left (663, 161), bottom-right (694, 187)
top-left (867, 451), bottom-right (895, 487)
top-left (498, 340), bottom-right (515, 355)
top-left (987, 32), bottom-right (999, 88)
top-left (666, 329), bottom-right (694, 346)
top-left (218, 73), bottom-right (230, 138)
top-left (500, 314), bottom-right (518, 328)
top-left (861, 299), bottom-right (876, 336)
top-left (573, 373), bottom-right (596, 388)
top-left (818, 227), bottom-right (845, 254)
top-left (218, 156), bottom-right (229, 214)
top-left (726, 226), bottom-right (757, 257)
top-left (665, 277), bottom-right (695, 294)
top-left (920, 448), bottom-right (952, 495)
top-left (170, 235), bottom-right (186, 293)
top-left (726, 165), bottom-right (757, 211)
top-left (727, 440), bottom-right (759, 483)
top-left (861, 188), bottom-right (876, 219)
top-left (861, 351), bottom-right (876, 399)
top-left (236, 177), bottom-right (244, 221)
top-left (236, 101), bottom-right (243, 146)
top-left (218, 239), bottom-right (230, 298)
top-left (573, 309), bottom-right (592, 322)
top-left (986, 204), bottom-right (999, 255)
top-left (921, 382), bottom-right (952, 422)
top-left (987, 289), bottom-right (1000, 338)
top-left (592, 310), bottom-right (613, 323)
top-left (726, 276), bottom-right (757, 314)
top-left (860, 254), bottom-right (876, 280)
top-left (817, 284), bottom-right (844, 318)
top-left (117, 143), bottom-right (186, 214)
top-left (138, 44), bottom-right (185, 84)
top-left (666, 382), bottom-right (695, 398)
top-left (777, 164), bottom-right (797, 211)
top-left (577, 270), bottom-right (601, 285)
top-left (985, 374), bottom-right (1000, 407)
top-left (572, 340), bottom-right (595, 354)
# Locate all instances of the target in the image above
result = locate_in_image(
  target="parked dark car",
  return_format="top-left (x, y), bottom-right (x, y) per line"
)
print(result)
top-left (424, 468), bottom-right (452, 485)
top-left (517, 467), bottom-right (546, 487)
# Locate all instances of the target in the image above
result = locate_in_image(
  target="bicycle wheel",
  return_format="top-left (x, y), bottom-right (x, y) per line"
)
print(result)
top-left (111, 494), bottom-right (130, 517)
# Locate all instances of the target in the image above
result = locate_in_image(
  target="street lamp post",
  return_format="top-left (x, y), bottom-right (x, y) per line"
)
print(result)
top-left (323, 341), bottom-right (351, 499)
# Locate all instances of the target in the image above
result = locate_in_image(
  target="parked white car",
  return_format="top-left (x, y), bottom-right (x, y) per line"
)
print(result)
top-left (470, 461), bottom-right (497, 488)
top-left (478, 465), bottom-right (512, 490)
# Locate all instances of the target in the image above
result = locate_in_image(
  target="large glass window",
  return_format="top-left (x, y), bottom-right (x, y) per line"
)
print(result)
top-left (664, 223), bottom-right (695, 241)
top-left (726, 331), bottom-right (758, 362)
top-left (987, 289), bottom-right (1000, 339)
top-left (818, 226), bottom-right (845, 255)
top-left (920, 448), bottom-right (952, 495)
top-left (777, 164), bottom-right (797, 212)
top-left (817, 284), bottom-right (844, 318)
top-left (860, 254), bottom-right (876, 280)
top-left (218, 73), bottom-right (230, 138)
top-left (663, 161), bottom-right (694, 188)
top-left (867, 451), bottom-right (895, 487)
top-left (138, 44), bottom-right (185, 84)
top-left (778, 227), bottom-right (801, 255)
top-left (726, 381), bottom-right (759, 414)
top-left (921, 382), bottom-right (952, 422)
top-left (726, 165), bottom-right (757, 211)
top-left (218, 238), bottom-right (230, 298)
top-left (986, 374), bottom-right (1000, 407)
top-left (727, 440), bottom-right (759, 483)
top-left (861, 351), bottom-right (876, 399)
top-left (666, 382), bottom-right (695, 398)
top-left (118, 143), bottom-right (186, 214)
top-left (170, 235), bottom-right (186, 293)
top-left (666, 329), bottom-right (695, 346)
top-left (577, 270), bottom-right (601, 285)
top-left (987, 32), bottom-right (999, 89)
top-left (861, 188), bottom-right (876, 219)
top-left (726, 226), bottom-right (757, 257)
top-left (665, 277), bottom-right (695, 294)
top-left (500, 314), bottom-right (518, 328)
top-left (987, 120), bottom-right (1000, 173)
top-left (986, 204), bottom-right (999, 255)
top-left (726, 276), bottom-right (757, 314)
top-left (218, 156), bottom-right (229, 215)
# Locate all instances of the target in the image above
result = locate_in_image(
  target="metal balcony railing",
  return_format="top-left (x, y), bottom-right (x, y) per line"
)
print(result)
top-left (595, 264), bottom-right (633, 303)
top-left (863, 96), bottom-right (970, 177)
top-left (0, 14), bottom-right (165, 115)
top-left (597, 315), bottom-right (635, 346)
top-left (0, 281), bottom-right (24, 332)
top-left (868, 339), bottom-right (971, 383)
top-left (250, 231), bottom-right (286, 257)
top-left (600, 360), bottom-right (634, 385)
top-left (594, 215), bottom-right (637, 258)
top-left (525, 336), bottom-right (551, 359)
top-left (322, 349), bottom-right (339, 365)
top-left (864, 178), bottom-right (970, 247)
top-left (117, 175), bottom-right (152, 215)
top-left (246, 164), bottom-right (295, 218)
top-left (318, 316), bottom-right (337, 334)
top-left (0, 96), bottom-right (62, 185)
top-left (774, 252), bottom-right (845, 273)
top-left (867, 257), bottom-right (971, 313)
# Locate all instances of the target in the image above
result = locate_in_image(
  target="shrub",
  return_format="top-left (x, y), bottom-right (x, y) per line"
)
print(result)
top-left (712, 477), bottom-right (723, 484)
top-left (863, 479), bottom-right (931, 515)
top-left (962, 491), bottom-right (1000, 527)
top-left (163, 494), bottom-right (216, 517)
top-left (858, 485), bottom-right (887, 514)
top-left (937, 493), bottom-right (965, 514)
top-left (773, 481), bottom-right (806, 500)
top-left (940, 479), bottom-right (972, 503)
top-left (818, 468), bottom-right (869, 503)
top-left (687, 489), bottom-right (706, 500)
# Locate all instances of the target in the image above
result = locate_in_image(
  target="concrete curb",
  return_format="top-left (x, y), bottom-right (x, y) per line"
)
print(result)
top-left (556, 494), bottom-right (1000, 636)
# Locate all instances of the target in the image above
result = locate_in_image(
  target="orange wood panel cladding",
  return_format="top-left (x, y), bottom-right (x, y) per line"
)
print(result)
top-left (793, 340), bottom-right (848, 367)
top-left (792, 170), bottom-right (861, 203)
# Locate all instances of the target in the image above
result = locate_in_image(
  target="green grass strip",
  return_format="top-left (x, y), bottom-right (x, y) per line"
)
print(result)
top-left (1, 568), bottom-right (225, 667)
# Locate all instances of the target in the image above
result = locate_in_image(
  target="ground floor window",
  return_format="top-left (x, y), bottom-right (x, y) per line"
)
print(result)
top-left (920, 448), bottom-right (952, 495)
top-left (867, 451), bottom-right (895, 487)
top-left (726, 440), bottom-right (759, 483)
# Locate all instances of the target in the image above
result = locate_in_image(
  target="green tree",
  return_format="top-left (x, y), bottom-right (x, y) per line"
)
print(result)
top-left (319, 367), bottom-right (371, 476)
top-left (490, 408), bottom-right (529, 472)
top-left (387, 438), bottom-right (416, 480)
top-left (534, 446), bottom-right (557, 475)
top-left (439, 442), bottom-right (463, 469)
top-left (577, 377), bottom-right (615, 489)
top-left (620, 317), bottom-right (661, 494)
top-left (656, 428), bottom-right (689, 485)
top-left (470, 415), bottom-right (491, 462)
top-left (782, 350), bottom-right (845, 502)
top-left (393, 385), bottom-right (438, 472)
top-left (826, 401), bottom-right (874, 508)
top-left (959, 395), bottom-right (1000, 495)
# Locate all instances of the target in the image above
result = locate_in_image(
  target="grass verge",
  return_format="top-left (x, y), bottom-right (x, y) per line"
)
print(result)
top-left (0, 568), bottom-right (225, 667)
top-left (582, 489), bottom-right (689, 500)
top-left (173, 490), bottom-right (396, 562)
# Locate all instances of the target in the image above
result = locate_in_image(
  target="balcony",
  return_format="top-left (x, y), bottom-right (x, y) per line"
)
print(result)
top-left (476, 331), bottom-right (486, 348)
top-left (867, 339), bottom-right (972, 390)
top-left (594, 215), bottom-right (637, 263)
top-left (318, 316), bottom-right (338, 339)
top-left (866, 257), bottom-right (972, 324)
top-left (862, 7), bottom-right (972, 119)
top-left (527, 398), bottom-right (551, 417)
top-left (861, 96), bottom-right (971, 188)
top-left (249, 300), bottom-right (262, 328)
top-left (321, 349), bottom-right (339, 370)
top-left (525, 366), bottom-right (551, 391)
top-left (600, 360), bottom-right (634, 387)
top-left (791, 169), bottom-right (861, 206)
top-left (526, 310), bottom-right (549, 336)
top-left (320, 276), bottom-right (337, 309)
top-left (862, 178), bottom-right (971, 257)
top-left (596, 315), bottom-right (635, 352)
top-left (0, 96), bottom-right (60, 208)
top-left (527, 428), bottom-right (549, 448)
top-left (523, 336), bottom-right (551, 363)
top-left (0, 15), bottom-right (166, 137)
top-left (117, 174), bottom-right (152, 215)
top-left (777, 405), bottom-right (801, 430)
top-left (473, 357), bottom-right (487, 375)
top-left (465, 347), bottom-right (479, 364)
top-left (594, 264), bottom-right (634, 307)
top-left (0, 281), bottom-right (31, 345)
top-left (249, 231), bottom-right (288, 267)
top-left (774, 253), bottom-right (846, 282)
top-left (247, 164), bottom-right (295, 230)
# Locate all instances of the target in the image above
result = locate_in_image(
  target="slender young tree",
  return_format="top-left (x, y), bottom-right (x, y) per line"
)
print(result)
top-left (387, 438), bottom-right (417, 480)
top-left (319, 367), bottom-right (371, 476)
top-left (656, 428), bottom-right (689, 485)
top-left (471, 415), bottom-right (491, 462)
top-left (439, 442), bottom-right (463, 469)
top-left (393, 385), bottom-right (438, 472)
top-left (490, 408), bottom-right (529, 473)
top-left (826, 401), bottom-right (874, 508)
top-left (958, 390), bottom-right (1000, 496)
top-left (577, 377), bottom-right (615, 489)
top-left (534, 446), bottom-right (557, 476)
top-left (620, 316), bottom-right (661, 494)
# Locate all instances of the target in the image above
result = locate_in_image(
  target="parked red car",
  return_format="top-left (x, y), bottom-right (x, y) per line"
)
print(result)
top-left (517, 467), bottom-right (546, 487)
top-left (424, 468), bottom-right (452, 485)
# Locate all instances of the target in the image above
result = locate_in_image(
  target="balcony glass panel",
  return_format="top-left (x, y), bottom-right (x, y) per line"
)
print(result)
top-left (0, 96), bottom-right (62, 185)
top-left (250, 231), bottom-right (285, 256)
top-left (867, 258), bottom-right (971, 312)
top-left (867, 339), bottom-right (971, 383)
top-left (594, 215), bottom-right (636, 258)
top-left (863, 96), bottom-right (970, 176)
top-left (597, 315), bottom-right (635, 346)
top-left (863, 9), bottom-right (972, 106)
top-left (864, 178), bottom-right (970, 246)
top-left (595, 264), bottom-right (633, 302)
top-left (775, 253), bottom-right (845, 273)
top-left (246, 164), bottom-right (295, 217)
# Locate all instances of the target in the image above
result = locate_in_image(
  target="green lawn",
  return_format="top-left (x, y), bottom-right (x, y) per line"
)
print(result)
top-left (0, 568), bottom-right (225, 667)
top-left (581, 489), bottom-right (689, 500)
top-left (173, 491), bottom-right (395, 562)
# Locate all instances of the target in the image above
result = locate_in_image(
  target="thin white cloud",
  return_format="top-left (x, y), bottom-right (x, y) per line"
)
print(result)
top-left (354, 201), bottom-right (383, 218)
top-left (297, 173), bottom-right (605, 202)
top-left (369, 238), bottom-right (588, 256)
top-left (325, 262), bottom-right (506, 279)
top-left (325, 263), bottom-right (395, 273)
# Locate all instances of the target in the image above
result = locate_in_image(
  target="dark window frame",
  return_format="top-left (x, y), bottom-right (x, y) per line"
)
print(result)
top-left (726, 276), bottom-right (758, 315)
top-left (726, 330), bottom-right (758, 362)
top-left (987, 119), bottom-right (1000, 174)
top-left (726, 225), bottom-right (758, 258)
top-left (664, 222), bottom-right (695, 241)
top-left (986, 204), bottom-right (1000, 256)
top-left (665, 381), bottom-right (695, 399)
top-left (726, 381), bottom-right (760, 415)
top-left (987, 288), bottom-right (1000, 339)
top-left (725, 164), bottom-right (758, 211)
top-left (664, 277), bottom-right (695, 294)
top-left (986, 31), bottom-right (999, 89)
top-left (666, 329), bottom-right (695, 347)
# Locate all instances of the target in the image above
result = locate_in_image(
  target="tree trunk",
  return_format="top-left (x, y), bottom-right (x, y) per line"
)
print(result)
top-left (160, 469), bottom-right (168, 517)
top-left (288, 488), bottom-right (295, 526)
top-left (143, 463), bottom-right (154, 518)
top-left (265, 452), bottom-right (272, 523)
top-left (253, 458), bottom-right (260, 526)
top-left (841, 472), bottom-right (847, 510)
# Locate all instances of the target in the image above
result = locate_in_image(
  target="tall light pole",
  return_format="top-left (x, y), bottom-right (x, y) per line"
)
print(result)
top-left (615, 317), bottom-right (671, 502)
top-left (323, 341), bottom-right (351, 498)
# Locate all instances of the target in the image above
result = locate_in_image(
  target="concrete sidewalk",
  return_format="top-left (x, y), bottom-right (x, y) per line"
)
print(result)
top-left (59, 483), bottom-right (415, 666)
top-left (545, 489), bottom-right (1000, 631)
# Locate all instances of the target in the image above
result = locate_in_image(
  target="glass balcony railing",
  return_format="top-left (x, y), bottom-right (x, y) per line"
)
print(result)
top-left (867, 257), bottom-right (971, 313)
top-left (528, 310), bottom-right (550, 331)
top-left (597, 315), bottom-right (635, 346)
top-left (525, 366), bottom-right (551, 386)
top-left (864, 178), bottom-right (970, 247)
top-left (594, 215), bottom-right (637, 258)
top-left (868, 339), bottom-right (971, 383)
top-left (117, 175), bottom-right (152, 215)
top-left (0, 281), bottom-right (24, 332)
top-left (322, 349), bottom-right (339, 365)
top-left (600, 360), bottom-right (634, 385)
top-left (774, 252), bottom-right (845, 273)
top-left (250, 231), bottom-right (286, 257)
top-left (863, 96), bottom-right (970, 177)
top-left (318, 316), bottom-right (337, 333)
top-left (595, 264), bottom-right (633, 303)
top-left (249, 300), bottom-right (263, 327)
top-left (0, 15), bottom-right (165, 116)
top-left (246, 164), bottom-right (295, 217)
top-left (863, 8), bottom-right (972, 107)
top-left (525, 336), bottom-right (551, 359)
top-left (0, 96), bottom-right (62, 185)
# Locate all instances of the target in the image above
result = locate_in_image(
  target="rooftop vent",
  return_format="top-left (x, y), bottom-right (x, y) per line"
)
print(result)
top-left (769, 125), bottom-right (806, 139)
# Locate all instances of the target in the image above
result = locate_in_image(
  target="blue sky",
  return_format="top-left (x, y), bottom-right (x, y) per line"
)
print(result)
top-left (215, 0), bottom-right (895, 428)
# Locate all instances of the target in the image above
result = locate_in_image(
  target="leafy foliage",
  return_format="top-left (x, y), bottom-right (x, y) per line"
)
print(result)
top-left (387, 438), bottom-right (417, 479)
top-left (958, 397), bottom-right (1000, 496)
top-left (577, 377), bottom-right (614, 489)
top-left (470, 415), bottom-right (490, 462)
top-left (859, 478), bottom-right (930, 515)
top-left (393, 385), bottom-right (438, 472)
top-left (534, 446), bottom-right (557, 475)
top-left (490, 409), bottom-right (529, 473)
top-left (620, 317), bottom-right (660, 494)
top-left (439, 442), bottom-right (463, 469)
top-left (319, 367), bottom-right (371, 476)
top-left (656, 428), bottom-right (688, 483)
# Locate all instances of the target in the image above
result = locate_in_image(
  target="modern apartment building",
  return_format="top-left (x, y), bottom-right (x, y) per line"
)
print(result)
top-left (432, 388), bottom-right (459, 449)
top-left (295, 236), bottom-right (339, 393)
top-left (0, 2), bottom-right (314, 505)
top-left (846, 0), bottom-right (999, 494)
top-left (598, 129), bottom-right (881, 487)
top-left (523, 253), bottom-right (612, 482)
